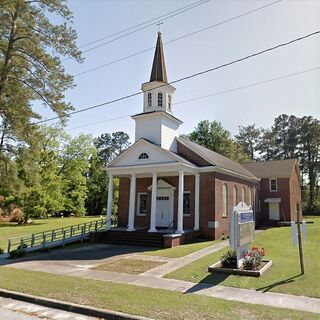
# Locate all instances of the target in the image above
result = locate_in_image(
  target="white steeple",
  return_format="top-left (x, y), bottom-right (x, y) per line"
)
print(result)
top-left (132, 32), bottom-right (182, 152)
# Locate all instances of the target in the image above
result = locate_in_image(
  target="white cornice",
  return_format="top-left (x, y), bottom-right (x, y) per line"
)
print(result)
top-left (131, 111), bottom-right (183, 125)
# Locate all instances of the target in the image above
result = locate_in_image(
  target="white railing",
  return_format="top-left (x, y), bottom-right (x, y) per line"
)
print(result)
top-left (6, 218), bottom-right (108, 254)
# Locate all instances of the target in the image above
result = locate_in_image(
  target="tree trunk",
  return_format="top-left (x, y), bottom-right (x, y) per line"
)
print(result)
top-left (0, 7), bottom-right (19, 98)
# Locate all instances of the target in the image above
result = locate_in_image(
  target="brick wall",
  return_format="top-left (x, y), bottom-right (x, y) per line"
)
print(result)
top-left (257, 177), bottom-right (290, 225)
top-left (117, 175), bottom-right (196, 230)
top-left (213, 172), bottom-right (257, 239)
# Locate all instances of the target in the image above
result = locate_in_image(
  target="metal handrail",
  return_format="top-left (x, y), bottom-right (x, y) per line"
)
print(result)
top-left (6, 217), bottom-right (111, 253)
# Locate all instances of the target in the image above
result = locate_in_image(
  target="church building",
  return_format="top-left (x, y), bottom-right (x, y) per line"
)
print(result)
top-left (103, 33), bottom-right (301, 247)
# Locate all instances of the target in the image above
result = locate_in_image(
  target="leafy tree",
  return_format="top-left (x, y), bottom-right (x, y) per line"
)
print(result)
top-left (94, 132), bottom-right (130, 166)
top-left (235, 124), bottom-right (261, 160)
top-left (297, 116), bottom-right (320, 213)
top-left (86, 131), bottom-right (130, 216)
top-left (256, 128), bottom-right (277, 161)
top-left (272, 115), bottom-right (299, 159)
top-left (187, 120), bottom-right (249, 162)
top-left (0, 0), bottom-right (82, 165)
top-left (59, 133), bottom-right (95, 216)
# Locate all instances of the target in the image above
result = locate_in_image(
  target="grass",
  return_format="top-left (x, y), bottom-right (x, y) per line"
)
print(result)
top-left (142, 239), bottom-right (219, 258)
top-left (0, 267), bottom-right (317, 320)
top-left (166, 216), bottom-right (320, 298)
top-left (0, 216), bottom-right (102, 251)
top-left (92, 259), bottom-right (165, 275)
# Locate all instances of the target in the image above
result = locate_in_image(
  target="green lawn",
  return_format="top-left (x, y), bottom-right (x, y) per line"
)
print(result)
top-left (166, 216), bottom-right (320, 298)
top-left (142, 240), bottom-right (219, 258)
top-left (0, 216), bottom-right (102, 251)
top-left (92, 259), bottom-right (165, 275)
top-left (0, 267), bottom-right (317, 320)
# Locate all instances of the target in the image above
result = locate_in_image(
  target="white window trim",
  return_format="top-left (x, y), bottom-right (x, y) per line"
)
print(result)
top-left (233, 185), bottom-right (237, 207)
top-left (183, 191), bottom-right (191, 216)
top-left (222, 184), bottom-right (228, 218)
top-left (241, 186), bottom-right (245, 203)
top-left (147, 93), bottom-right (152, 107)
top-left (137, 192), bottom-right (147, 216)
top-left (269, 178), bottom-right (278, 192)
top-left (157, 92), bottom-right (163, 107)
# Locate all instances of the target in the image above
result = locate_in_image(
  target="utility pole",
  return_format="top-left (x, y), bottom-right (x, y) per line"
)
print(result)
top-left (296, 206), bottom-right (304, 274)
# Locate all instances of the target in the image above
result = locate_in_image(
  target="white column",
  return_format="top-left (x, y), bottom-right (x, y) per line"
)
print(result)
top-left (127, 173), bottom-right (136, 231)
top-left (194, 173), bottom-right (200, 231)
top-left (106, 173), bottom-right (113, 230)
top-left (176, 170), bottom-right (184, 234)
top-left (149, 172), bottom-right (157, 232)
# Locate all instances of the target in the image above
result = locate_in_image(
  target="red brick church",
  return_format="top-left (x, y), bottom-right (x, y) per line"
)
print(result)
top-left (103, 33), bottom-right (302, 246)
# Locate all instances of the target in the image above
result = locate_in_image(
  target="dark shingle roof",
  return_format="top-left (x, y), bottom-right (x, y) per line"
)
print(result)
top-left (150, 32), bottom-right (168, 83)
top-left (177, 137), bottom-right (258, 180)
top-left (241, 159), bottom-right (297, 178)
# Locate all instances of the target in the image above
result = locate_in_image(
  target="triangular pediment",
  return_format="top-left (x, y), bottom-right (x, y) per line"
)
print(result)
top-left (107, 139), bottom-right (179, 168)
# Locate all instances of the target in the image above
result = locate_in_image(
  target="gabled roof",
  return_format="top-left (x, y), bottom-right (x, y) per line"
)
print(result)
top-left (177, 137), bottom-right (258, 180)
top-left (107, 138), bottom-right (195, 168)
top-left (241, 159), bottom-right (298, 179)
top-left (150, 32), bottom-right (168, 83)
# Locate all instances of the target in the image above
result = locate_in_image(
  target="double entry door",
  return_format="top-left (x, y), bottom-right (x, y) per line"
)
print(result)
top-left (156, 188), bottom-right (174, 227)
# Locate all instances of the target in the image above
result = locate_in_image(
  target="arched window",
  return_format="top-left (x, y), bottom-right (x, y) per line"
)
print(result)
top-left (248, 188), bottom-right (252, 205)
top-left (138, 152), bottom-right (149, 160)
top-left (168, 95), bottom-right (172, 111)
top-left (147, 93), bottom-right (152, 107)
top-left (241, 186), bottom-right (245, 203)
top-left (222, 184), bottom-right (228, 217)
top-left (157, 92), bottom-right (163, 107)
top-left (233, 185), bottom-right (237, 207)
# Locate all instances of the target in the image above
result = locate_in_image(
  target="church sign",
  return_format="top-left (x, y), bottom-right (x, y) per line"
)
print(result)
top-left (230, 203), bottom-right (255, 268)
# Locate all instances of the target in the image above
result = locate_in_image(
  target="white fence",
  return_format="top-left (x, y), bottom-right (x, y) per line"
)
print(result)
top-left (6, 219), bottom-right (107, 254)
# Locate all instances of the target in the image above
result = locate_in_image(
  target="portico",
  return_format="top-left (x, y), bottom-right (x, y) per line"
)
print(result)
top-left (106, 162), bottom-right (200, 234)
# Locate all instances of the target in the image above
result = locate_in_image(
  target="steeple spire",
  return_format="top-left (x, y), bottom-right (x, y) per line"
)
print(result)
top-left (150, 32), bottom-right (168, 83)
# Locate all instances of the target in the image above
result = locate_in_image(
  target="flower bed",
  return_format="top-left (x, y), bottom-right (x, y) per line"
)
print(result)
top-left (208, 246), bottom-right (272, 277)
top-left (208, 259), bottom-right (272, 277)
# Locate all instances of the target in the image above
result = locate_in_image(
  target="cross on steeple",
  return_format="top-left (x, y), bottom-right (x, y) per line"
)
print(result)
top-left (156, 21), bottom-right (163, 32)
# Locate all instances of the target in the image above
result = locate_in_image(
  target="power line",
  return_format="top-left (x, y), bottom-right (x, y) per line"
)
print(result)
top-left (74, 0), bottom-right (283, 77)
top-left (62, 0), bottom-right (210, 62)
top-left (35, 29), bottom-right (320, 125)
top-left (66, 65), bottom-right (320, 131)
top-left (78, 0), bottom-right (209, 49)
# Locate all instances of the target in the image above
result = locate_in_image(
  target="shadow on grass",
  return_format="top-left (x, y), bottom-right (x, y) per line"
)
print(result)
top-left (184, 273), bottom-right (230, 294)
top-left (0, 222), bottom-right (45, 228)
top-left (256, 273), bottom-right (303, 293)
top-left (0, 241), bottom-right (158, 267)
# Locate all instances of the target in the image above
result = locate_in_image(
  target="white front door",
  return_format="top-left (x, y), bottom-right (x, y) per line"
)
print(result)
top-left (269, 202), bottom-right (280, 220)
top-left (156, 189), bottom-right (173, 227)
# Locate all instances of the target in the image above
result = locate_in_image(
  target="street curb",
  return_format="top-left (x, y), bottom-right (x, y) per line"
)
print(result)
top-left (0, 288), bottom-right (154, 320)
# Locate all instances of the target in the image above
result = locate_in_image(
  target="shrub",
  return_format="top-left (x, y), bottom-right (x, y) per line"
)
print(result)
top-left (220, 250), bottom-right (237, 268)
top-left (0, 248), bottom-right (4, 254)
top-left (242, 246), bottom-right (266, 270)
top-left (9, 249), bottom-right (26, 259)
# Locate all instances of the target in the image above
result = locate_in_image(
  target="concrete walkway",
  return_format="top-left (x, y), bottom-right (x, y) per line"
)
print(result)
top-left (139, 240), bottom-right (229, 277)
top-left (4, 241), bottom-right (320, 314)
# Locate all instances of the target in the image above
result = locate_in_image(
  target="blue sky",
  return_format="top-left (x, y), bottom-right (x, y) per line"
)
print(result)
top-left (44, 0), bottom-right (320, 140)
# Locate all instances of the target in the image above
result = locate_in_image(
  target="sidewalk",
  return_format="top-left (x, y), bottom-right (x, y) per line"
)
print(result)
top-left (6, 240), bottom-right (320, 314)
top-left (140, 240), bottom-right (229, 277)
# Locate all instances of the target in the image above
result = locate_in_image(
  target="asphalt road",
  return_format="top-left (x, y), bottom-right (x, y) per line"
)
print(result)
top-left (0, 297), bottom-right (97, 320)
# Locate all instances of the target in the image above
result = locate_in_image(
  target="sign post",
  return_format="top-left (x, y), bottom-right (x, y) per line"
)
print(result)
top-left (230, 202), bottom-right (255, 269)
top-left (291, 207), bottom-right (306, 274)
